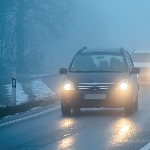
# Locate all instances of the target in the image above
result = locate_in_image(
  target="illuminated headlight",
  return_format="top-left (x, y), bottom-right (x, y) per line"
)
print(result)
top-left (63, 79), bottom-right (75, 90)
top-left (117, 79), bottom-right (128, 90)
top-left (120, 83), bottom-right (128, 90)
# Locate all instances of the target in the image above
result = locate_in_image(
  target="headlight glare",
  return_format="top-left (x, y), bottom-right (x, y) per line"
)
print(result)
top-left (117, 79), bottom-right (128, 90)
top-left (63, 79), bottom-right (75, 90)
top-left (120, 83), bottom-right (127, 90)
top-left (64, 84), bottom-right (71, 90)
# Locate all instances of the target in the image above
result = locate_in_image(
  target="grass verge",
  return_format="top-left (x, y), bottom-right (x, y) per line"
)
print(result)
top-left (0, 99), bottom-right (57, 119)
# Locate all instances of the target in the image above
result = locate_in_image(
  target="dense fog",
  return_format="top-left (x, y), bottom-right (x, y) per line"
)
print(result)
top-left (44, 0), bottom-right (150, 71)
top-left (1, 0), bottom-right (150, 72)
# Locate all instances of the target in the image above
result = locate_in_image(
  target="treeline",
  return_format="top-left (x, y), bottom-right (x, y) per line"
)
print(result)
top-left (0, 0), bottom-right (74, 73)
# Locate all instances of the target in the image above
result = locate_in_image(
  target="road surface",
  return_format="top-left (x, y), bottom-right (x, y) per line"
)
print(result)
top-left (0, 74), bottom-right (150, 150)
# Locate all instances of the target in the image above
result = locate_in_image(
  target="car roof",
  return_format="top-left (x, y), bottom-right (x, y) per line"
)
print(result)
top-left (78, 47), bottom-right (125, 54)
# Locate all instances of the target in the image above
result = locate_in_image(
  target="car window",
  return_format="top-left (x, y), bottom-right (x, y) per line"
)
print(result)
top-left (69, 53), bottom-right (126, 72)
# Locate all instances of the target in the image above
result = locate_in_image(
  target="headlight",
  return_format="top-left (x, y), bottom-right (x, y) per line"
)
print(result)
top-left (63, 79), bottom-right (75, 90)
top-left (117, 79), bottom-right (128, 90)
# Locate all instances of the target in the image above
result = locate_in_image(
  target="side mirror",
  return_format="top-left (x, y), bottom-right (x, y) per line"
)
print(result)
top-left (59, 68), bottom-right (67, 74)
top-left (131, 67), bottom-right (140, 74)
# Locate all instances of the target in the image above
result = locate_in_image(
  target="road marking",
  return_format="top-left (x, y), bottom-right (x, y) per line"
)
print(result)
top-left (0, 105), bottom-right (60, 127)
top-left (140, 142), bottom-right (150, 150)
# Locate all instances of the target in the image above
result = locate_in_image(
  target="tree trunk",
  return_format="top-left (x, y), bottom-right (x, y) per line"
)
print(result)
top-left (16, 0), bottom-right (26, 73)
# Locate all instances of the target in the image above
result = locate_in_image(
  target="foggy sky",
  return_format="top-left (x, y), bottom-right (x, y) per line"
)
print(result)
top-left (44, 0), bottom-right (150, 70)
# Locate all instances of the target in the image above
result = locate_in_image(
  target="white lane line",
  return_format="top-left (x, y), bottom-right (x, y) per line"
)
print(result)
top-left (140, 142), bottom-right (150, 150)
top-left (0, 106), bottom-right (60, 127)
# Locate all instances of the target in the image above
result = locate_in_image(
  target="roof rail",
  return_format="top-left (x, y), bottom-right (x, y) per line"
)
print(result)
top-left (77, 47), bottom-right (87, 53)
top-left (120, 47), bottom-right (124, 53)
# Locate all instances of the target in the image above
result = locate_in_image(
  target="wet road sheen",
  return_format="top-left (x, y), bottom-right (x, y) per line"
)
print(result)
top-left (0, 80), bottom-right (150, 149)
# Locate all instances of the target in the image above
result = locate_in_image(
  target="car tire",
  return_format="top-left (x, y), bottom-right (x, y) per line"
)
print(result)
top-left (124, 100), bottom-right (134, 116)
top-left (134, 95), bottom-right (138, 112)
top-left (61, 101), bottom-right (71, 115)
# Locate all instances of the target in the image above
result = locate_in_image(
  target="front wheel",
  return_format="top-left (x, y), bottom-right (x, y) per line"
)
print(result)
top-left (61, 101), bottom-right (71, 116)
top-left (124, 100), bottom-right (134, 116)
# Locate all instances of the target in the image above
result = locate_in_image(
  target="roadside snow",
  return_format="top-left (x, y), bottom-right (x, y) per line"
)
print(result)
top-left (30, 107), bottom-right (42, 111)
top-left (31, 79), bottom-right (56, 100)
top-left (16, 82), bottom-right (29, 104)
top-left (4, 79), bottom-right (56, 106)
top-left (4, 82), bottom-right (29, 105)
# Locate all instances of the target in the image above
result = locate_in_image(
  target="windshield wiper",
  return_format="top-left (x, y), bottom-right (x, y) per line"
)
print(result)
top-left (70, 70), bottom-right (83, 72)
top-left (98, 70), bottom-right (123, 72)
top-left (70, 70), bottom-right (96, 73)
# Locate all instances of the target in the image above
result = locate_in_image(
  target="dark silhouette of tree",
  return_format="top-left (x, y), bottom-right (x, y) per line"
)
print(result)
top-left (0, 0), bottom-right (74, 72)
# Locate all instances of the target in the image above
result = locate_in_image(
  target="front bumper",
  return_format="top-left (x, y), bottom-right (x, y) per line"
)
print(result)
top-left (61, 88), bottom-right (133, 108)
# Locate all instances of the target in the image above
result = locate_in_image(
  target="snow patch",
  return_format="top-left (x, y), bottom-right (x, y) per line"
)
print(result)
top-left (3, 79), bottom-right (56, 106)
top-left (3, 115), bottom-right (13, 119)
top-left (31, 79), bottom-right (56, 100)
top-left (30, 107), bottom-right (42, 111)
top-left (4, 82), bottom-right (29, 105)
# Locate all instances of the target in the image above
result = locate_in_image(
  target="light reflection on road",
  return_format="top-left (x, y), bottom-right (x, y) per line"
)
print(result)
top-left (110, 118), bottom-right (136, 144)
top-left (59, 118), bottom-right (74, 129)
top-left (58, 136), bottom-right (74, 150)
top-left (120, 125), bottom-right (130, 135)
top-left (57, 118), bottom-right (75, 149)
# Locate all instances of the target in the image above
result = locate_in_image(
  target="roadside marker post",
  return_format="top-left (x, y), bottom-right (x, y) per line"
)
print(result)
top-left (11, 72), bottom-right (16, 106)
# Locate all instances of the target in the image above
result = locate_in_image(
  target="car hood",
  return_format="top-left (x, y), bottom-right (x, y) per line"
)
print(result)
top-left (67, 72), bottom-right (127, 84)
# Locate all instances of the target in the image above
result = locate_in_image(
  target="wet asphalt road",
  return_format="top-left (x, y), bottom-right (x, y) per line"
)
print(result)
top-left (0, 74), bottom-right (150, 150)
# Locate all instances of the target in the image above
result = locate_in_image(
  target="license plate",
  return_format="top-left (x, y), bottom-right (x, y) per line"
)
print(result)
top-left (84, 94), bottom-right (106, 99)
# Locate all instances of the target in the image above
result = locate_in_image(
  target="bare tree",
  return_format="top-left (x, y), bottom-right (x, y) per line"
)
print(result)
top-left (0, 0), bottom-right (75, 72)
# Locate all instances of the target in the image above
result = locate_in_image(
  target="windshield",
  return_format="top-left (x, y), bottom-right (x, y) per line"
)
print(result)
top-left (69, 53), bottom-right (126, 72)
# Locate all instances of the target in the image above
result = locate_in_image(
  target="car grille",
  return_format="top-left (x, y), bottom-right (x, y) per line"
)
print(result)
top-left (77, 83), bottom-right (114, 91)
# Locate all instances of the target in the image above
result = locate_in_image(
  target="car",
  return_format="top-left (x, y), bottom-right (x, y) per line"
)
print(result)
top-left (131, 50), bottom-right (150, 82)
top-left (59, 47), bottom-right (140, 116)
